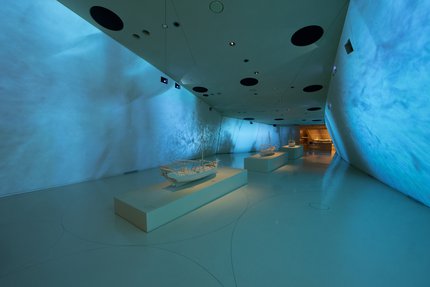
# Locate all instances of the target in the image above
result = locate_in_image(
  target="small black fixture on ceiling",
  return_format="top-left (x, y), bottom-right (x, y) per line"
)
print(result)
top-left (173, 22), bottom-right (180, 27)
top-left (160, 76), bottom-right (168, 84)
top-left (312, 119), bottom-right (322, 122)
top-left (132, 33), bottom-right (140, 39)
top-left (274, 118), bottom-right (284, 121)
top-left (243, 59), bottom-right (249, 63)
top-left (90, 6), bottom-right (124, 31)
top-left (142, 29), bottom-right (150, 36)
top-left (345, 38), bottom-right (354, 54)
top-left (303, 85), bottom-right (323, 92)
top-left (175, 83), bottom-right (180, 89)
top-left (243, 117), bottom-right (255, 121)
top-left (307, 107), bottom-right (322, 111)
top-left (193, 86), bottom-right (208, 93)
top-left (209, 107), bottom-right (213, 111)
top-left (273, 124), bottom-right (277, 127)
top-left (203, 94), bottom-right (209, 97)
top-left (250, 121), bottom-right (254, 125)
top-left (228, 41), bottom-right (236, 47)
top-left (291, 25), bottom-right (324, 46)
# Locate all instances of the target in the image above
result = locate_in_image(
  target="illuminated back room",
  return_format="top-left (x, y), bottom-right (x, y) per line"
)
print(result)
top-left (1, 1), bottom-right (429, 286)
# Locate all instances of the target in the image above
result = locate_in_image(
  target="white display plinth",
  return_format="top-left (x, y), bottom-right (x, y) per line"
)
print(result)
top-left (114, 167), bottom-right (247, 232)
top-left (280, 145), bottom-right (304, 159)
top-left (244, 152), bottom-right (287, 172)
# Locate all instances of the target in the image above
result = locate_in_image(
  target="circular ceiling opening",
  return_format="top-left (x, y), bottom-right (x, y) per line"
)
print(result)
top-left (307, 107), bottom-right (322, 111)
top-left (90, 6), bottom-right (124, 31)
top-left (209, 1), bottom-right (224, 13)
top-left (240, 77), bottom-right (259, 86)
top-left (142, 29), bottom-right (150, 36)
top-left (303, 85), bottom-right (323, 92)
top-left (192, 86), bottom-right (208, 93)
top-left (274, 118), bottom-right (284, 121)
top-left (243, 117), bottom-right (255, 121)
top-left (291, 25), bottom-right (324, 46)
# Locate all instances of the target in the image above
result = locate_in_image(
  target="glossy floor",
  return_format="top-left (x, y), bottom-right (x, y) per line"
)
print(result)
top-left (1, 152), bottom-right (430, 287)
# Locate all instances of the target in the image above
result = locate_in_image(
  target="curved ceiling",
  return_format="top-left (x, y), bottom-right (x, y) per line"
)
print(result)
top-left (58, 0), bottom-right (349, 125)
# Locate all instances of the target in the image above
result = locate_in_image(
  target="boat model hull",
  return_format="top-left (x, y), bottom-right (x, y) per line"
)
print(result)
top-left (160, 160), bottom-right (218, 185)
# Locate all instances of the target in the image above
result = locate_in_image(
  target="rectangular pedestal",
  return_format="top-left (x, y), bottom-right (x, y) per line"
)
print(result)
top-left (244, 152), bottom-right (287, 172)
top-left (114, 167), bottom-right (247, 232)
top-left (280, 145), bottom-right (304, 159)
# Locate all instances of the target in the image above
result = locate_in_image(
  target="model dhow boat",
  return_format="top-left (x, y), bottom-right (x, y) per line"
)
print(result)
top-left (259, 144), bottom-right (276, 157)
top-left (160, 159), bottom-right (218, 185)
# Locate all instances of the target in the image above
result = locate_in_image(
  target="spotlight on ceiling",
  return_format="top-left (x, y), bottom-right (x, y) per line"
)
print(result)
top-left (250, 121), bottom-right (254, 125)
top-left (273, 124), bottom-right (277, 127)
top-left (175, 82), bottom-right (180, 89)
top-left (228, 41), bottom-right (236, 47)
top-left (160, 76), bottom-right (168, 84)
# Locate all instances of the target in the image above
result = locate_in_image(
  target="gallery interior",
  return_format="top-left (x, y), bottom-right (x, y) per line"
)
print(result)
top-left (1, 0), bottom-right (429, 286)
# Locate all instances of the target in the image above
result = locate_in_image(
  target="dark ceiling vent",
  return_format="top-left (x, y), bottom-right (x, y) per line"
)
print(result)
top-left (345, 38), bottom-right (354, 54)
top-left (192, 86), bottom-right (208, 93)
top-left (303, 85), bottom-right (323, 92)
top-left (274, 118), bottom-right (284, 121)
top-left (240, 77), bottom-right (259, 86)
top-left (243, 117), bottom-right (255, 121)
top-left (307, 107), bottom-right (322, 111)
top-left (291, 25), bottom-right (324, 46)
top-left (90, 6), bottom-right (124, 31)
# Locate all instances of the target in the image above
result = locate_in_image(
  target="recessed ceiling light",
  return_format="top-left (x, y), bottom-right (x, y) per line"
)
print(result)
top-left (162, 24), bottom-right (168, 29)
top-left (254, 71), bottom-right (259, 75)
top-left (243, 59), bottom-right (249, 62)
top-left (142, 29), bottom-right (150, 36)
top-left (229, 41), bottom-right (236, 47)
top-left (307, 107), bottom-right (322, 111)
top-left (173, 22), bottom-right (180, 27)
top-left (209, 1), bottom-right (224, 13)
top-left (132, 33), bottom-right (140, 39)
top-left (243, 117), bottom-right (255, 121)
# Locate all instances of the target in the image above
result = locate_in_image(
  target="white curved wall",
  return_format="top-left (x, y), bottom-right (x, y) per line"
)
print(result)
top-left (326, 0), bottom-right (430, 206)
top-left (0, 0), bottom-right (285, 197)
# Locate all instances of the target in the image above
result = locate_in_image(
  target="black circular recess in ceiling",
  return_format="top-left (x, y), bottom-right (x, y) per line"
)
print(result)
top-left (240, 77), bottom-right (259, 86)
top-left (274, 118), bottom-right (284, 121)
top-left (291, 25), bottom-right (324, 46)
top-left (307, 107), bottom-right (322, 111)
top-left (173, 22), bottom-right (180, 27)
top-left (312, 119), bottom-right (322, 122)
top-left (192, 86), bottom-right (208, 93)
top-left (90, 6), bottom-right (124, 31)
top-left (303, 84), bottom-right (323, 92)
top-left (243, 117), bottom-right (255, 121)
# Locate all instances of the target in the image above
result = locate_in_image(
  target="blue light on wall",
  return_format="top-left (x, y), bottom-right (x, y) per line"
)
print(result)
top-left (326, 0), bottom-right (430, 206)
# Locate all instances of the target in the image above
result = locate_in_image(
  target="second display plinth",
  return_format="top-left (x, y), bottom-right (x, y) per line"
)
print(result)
top-left (244, 152), bottom-right (287, 172)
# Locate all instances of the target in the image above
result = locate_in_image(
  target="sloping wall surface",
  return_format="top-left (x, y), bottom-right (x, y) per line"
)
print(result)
top-left (326, 0), bottom-right (430, 206)
top-left (0, 0), bottom-right (284, 197)
top-left (0, 1), bottom-right (222, 197)
top-left (217, 117), bottom-right (300, 154)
